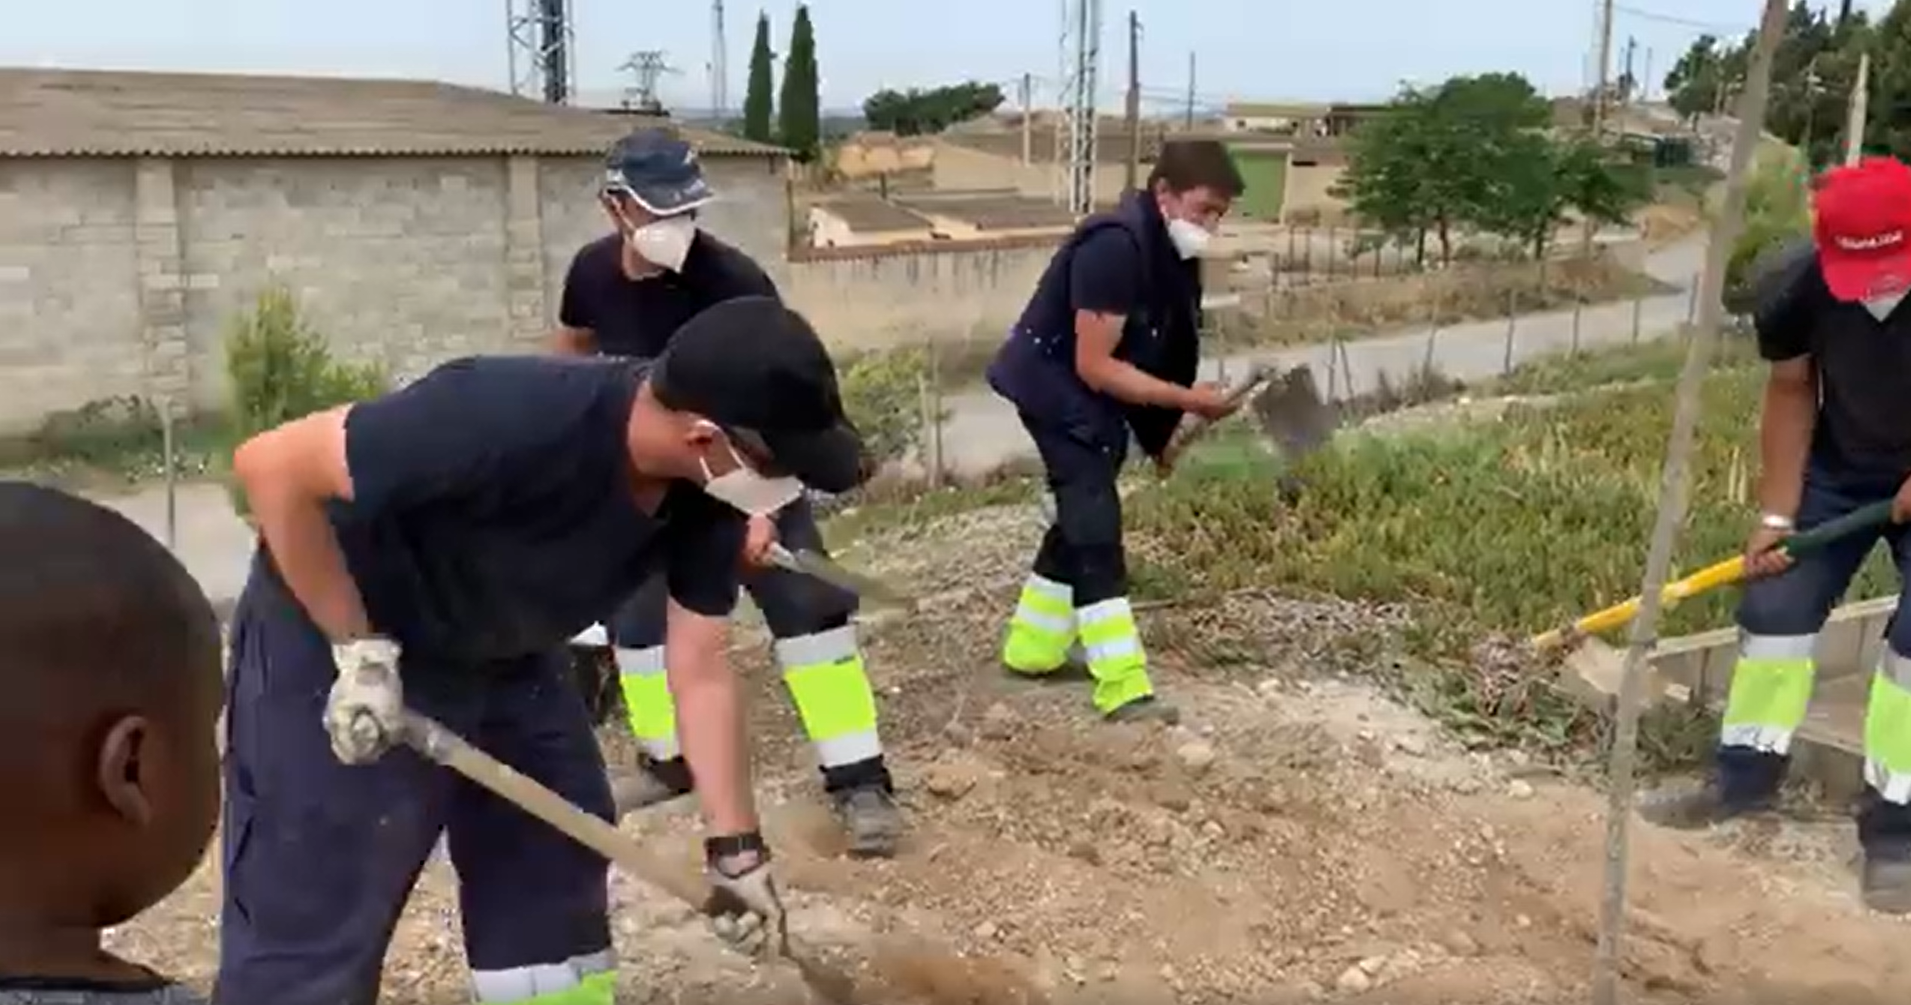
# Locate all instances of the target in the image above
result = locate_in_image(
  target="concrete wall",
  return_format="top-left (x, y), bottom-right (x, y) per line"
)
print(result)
top-left (0, 153), bottom-right (787, 430)
top-left (780, 238), bottom-right (1059, 352)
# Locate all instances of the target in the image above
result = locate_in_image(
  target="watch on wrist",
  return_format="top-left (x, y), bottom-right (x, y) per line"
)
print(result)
top-left (1759, 512), bottom-right (1796, 532)
top-left (704, 830), bottom-right (768, 863)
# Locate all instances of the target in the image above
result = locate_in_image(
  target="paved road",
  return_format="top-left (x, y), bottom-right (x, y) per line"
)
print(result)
top-left (96, 235), bottom-right (1708, 610)
top-left (932, 235), bottom-right (1706, 475)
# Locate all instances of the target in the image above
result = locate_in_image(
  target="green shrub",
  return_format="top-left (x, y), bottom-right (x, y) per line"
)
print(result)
top-left (838, 346), bottom-right (944, 467)
top-left (1129, 366), bottom-right (1895, 754)
top-left (1724, 147), bottom-right (1810, 304)
top-left (221, 286), bottom-right (388, 513)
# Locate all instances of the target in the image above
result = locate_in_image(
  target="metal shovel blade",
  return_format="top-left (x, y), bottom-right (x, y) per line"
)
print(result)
top-left (1250, 365), bottom-right (1337, 502)
top-left (767, 544), bottom-right (910, 608)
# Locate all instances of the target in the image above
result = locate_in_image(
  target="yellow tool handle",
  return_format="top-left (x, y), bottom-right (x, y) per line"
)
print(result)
top-left (1531, 555), bottom-right (1747, 651)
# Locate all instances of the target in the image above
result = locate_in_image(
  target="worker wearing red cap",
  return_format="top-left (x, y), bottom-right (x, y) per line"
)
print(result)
top-left (1641, 156), bottom-right (1911, 913)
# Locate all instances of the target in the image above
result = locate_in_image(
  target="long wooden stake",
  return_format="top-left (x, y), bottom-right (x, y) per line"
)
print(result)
top-left (1589, 2), bottom-right (1789, 1003)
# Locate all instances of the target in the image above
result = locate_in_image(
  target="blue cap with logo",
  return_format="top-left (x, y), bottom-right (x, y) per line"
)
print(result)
top-left (603, 128), bottom-right (714, 216)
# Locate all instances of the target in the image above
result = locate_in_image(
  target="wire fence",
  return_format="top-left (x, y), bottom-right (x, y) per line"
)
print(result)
top-left (904, 270), bottom-right (1711, 486)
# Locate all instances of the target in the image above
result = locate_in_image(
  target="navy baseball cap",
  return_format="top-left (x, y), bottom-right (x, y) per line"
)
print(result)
top-left (603, 128), bottom-right (714, 217)
top-left (649, 297), bottom-right (871, 495)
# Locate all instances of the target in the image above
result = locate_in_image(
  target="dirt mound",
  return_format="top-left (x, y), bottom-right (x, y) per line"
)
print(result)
top-left (117, 504), bottom-right (1911, 1004)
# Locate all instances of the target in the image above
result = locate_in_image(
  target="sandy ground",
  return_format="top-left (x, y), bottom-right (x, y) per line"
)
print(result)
top-left (112, 504), bottom-right (1910, 1004)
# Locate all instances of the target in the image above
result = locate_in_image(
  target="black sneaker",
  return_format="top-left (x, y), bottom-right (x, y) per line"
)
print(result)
top-left (1636, 781), bottom-right (1775, 831)
top-left (1862, 857), bottom-right (1911, 915)
top-left (1103, 695), bottom-right (1181, 725)
top-left (834, 785), bottom-right (906, 859)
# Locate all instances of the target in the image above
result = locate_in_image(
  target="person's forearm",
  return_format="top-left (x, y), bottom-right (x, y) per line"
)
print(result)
top-left (1081, 357), bottom-right (1195, 410)
top-left (1757, 381), bottom-right (1817, 518)
top-left (668, 647), bottom-right (757, 836)
top-left (247, 485), bottom-right (372, 641)
top-left (549, 327), bottom-right (596, 356)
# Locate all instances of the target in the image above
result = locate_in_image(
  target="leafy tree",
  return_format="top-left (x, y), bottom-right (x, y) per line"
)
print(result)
top-left (742, 12), bottom-right (775, 144)
top-left (860, 81), bottom-right (1006, 136)
top-left (1335, 73), bottom-right (1550, 264)
top-left (1665, 35), bottom-right (1731, 122)
top-left (777, 4), bottom-right (821, 161)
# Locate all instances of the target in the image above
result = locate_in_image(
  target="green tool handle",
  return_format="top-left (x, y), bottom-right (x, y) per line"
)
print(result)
top-left (1781, 500), bottom-right (1894, 554)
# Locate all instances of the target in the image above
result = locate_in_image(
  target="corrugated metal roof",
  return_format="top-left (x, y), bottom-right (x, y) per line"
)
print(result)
top-left (0, 67), bottom-right (785, 159)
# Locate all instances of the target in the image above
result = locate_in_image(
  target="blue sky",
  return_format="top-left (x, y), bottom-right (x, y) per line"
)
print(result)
top-left (4, 0), bottom-right (1890, 115)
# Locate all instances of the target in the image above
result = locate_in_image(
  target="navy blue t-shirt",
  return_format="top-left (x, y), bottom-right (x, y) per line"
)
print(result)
top-left (1753, 243), bottom-right (1911, 477)
top-left (558, 230), bottom-right (778, 360)
top-left (325, 354), bottom-right (744, 661)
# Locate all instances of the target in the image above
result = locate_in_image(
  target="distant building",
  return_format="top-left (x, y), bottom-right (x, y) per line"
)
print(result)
top-left (0, 67), bottom-right (787, 430)
top-left (1222, 102), bottom-right (1330, 136)
top-left (807, 198), bottom-right (936, 247)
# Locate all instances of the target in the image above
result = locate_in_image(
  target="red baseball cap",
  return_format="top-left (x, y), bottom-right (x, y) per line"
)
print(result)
top-left (1813, 156), bottom-right (1911, 302)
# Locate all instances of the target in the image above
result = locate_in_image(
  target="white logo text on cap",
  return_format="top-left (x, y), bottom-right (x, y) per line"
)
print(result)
top-left (1836, 230), bottom-right (1905, 251)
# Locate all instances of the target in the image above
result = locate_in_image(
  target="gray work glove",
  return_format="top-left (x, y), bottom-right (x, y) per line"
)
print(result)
top-left (326, 637), bottom-right (405, 764)
top-left (702, 837), bottom-right (788, 957)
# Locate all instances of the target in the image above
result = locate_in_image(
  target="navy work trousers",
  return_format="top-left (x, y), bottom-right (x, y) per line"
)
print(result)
top-left (215, 555), bottom-right (616, 1005)
top-left (1728, 461), bottom-right (1911, 857)
top-left (1023, 413), bottom-right (1129, 606)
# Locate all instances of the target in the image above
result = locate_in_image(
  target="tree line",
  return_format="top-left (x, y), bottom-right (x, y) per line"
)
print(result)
top-left (1332, 73), bottom-right (1652, 266)
top-left (1663, 0), bottom-right (1901, 167)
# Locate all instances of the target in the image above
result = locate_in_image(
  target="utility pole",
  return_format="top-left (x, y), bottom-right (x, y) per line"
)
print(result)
top-left (1184, 51), bottom-right (1196, 129)
top-left (1622, 35), bottom-right (1637, 105)
top-left (1124, 10), bottom-right (1141, 191)
top-left (1060, 0), bottom-right (1104, 215)
top-left (1020, 72), bottom-right (1034, 165)
top-left (709, 0), bottom-right (728, 121)
top-left (1845, 50), bottom-right (1870, 165)
top-left (617, 51), bottom-right (678, 112)
top-left (1642, 46), bottom-right (1654, 105)
top-left (1590, 0), bottom-right (1615, 138)
top-left (1581, 0), bottom-right (1615, 256)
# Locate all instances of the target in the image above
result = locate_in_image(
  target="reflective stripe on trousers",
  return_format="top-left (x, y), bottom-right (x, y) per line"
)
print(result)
top-left (1076, 596), bottom-right (1154, 714)
top-left (1719, 632), bottom-right (1816, 756)
top-left (775, 623), bottom-right (883, 767)
top-left (473, 950), bottom-right (616, 1004)
top-left (1867, 650), bottom-right (1911, 805)
top-left (1003, 573), bottom-right (1077, 674)
top-left (615, 645), bottom-right (677, 760)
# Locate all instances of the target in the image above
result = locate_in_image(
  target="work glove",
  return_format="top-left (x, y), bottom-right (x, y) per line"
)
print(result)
top-left (702, 834), bottom-right (788, 957)
top-left (326, 637), bottom-right (405, 765)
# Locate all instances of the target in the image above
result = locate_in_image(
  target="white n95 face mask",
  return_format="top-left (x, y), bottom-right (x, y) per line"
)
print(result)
top-left (1863, 292), bottom-right (1907, 321)
top-left (699, 444), bottom-right (803, 517)
top-left (628, 214), bottom-right (697, 272)
top-left (1165, 217), bottom-right (1212, 260)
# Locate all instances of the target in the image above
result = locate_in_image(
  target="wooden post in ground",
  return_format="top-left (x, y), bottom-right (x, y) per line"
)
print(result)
top-left (1588, 2), bottom-right (1789, 1004)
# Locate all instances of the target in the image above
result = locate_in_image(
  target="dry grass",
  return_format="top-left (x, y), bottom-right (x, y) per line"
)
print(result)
top-left (1207, 254), bottom-right (1668, 353)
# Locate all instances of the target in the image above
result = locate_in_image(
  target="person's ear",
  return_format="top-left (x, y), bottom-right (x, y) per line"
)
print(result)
top-left (95, 714), bottom-right (156, 828)
top-left (684, 418), bottom-right (720, 450)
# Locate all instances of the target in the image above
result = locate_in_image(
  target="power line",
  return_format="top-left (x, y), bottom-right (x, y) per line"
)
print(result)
top-left (1613, 2), bottom-right (1752, 35)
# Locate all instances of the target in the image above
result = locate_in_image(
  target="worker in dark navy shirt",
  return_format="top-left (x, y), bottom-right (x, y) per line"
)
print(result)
top-left (987, 140), bottom-right (1246, 727)
top-left (550, 128), bottom-right (906, 857)
top-left (214, 297), bottom-right (866, 1005)
top-left (1641, 157), bottom-right (1911, 915)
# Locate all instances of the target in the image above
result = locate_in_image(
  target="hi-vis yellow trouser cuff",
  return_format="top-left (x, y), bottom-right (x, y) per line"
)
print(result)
top-left (472, 950), bottom-right (616, 1004)
top-left (1865, 650), bottom-right (1911, 804)
top-left (775, 624), bottom-right (883, 768)
top-left (615, 645), bottom-right (677, 760)
top-left (1720, 632), bottom-right (1816, 756)
top-left (1076, 597), bottom-right (1154, 714)
top-left (1003, 573), bottom-right (1077, 674)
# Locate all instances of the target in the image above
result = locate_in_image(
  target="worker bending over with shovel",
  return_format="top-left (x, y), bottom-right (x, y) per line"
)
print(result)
top-left (1641, 156), bottom-right (1911, 914)
top-left (986, 139), bottom-right (1246, 723)
top-left (217, 296), bottom-right (868, 1004)
top-left (552, 127), bottom-right (904, 857)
